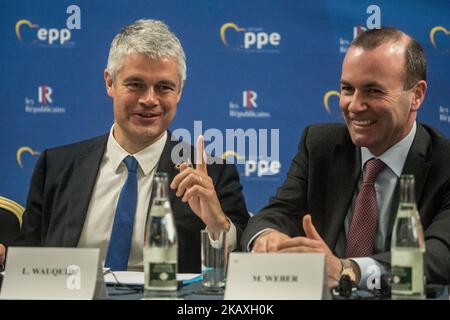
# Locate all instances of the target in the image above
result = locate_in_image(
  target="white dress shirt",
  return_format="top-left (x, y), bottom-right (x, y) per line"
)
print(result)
top-left (246, 122), bottom-right (417, 290)
top-left (78, 127), bottom-right (167, 270)
top-left (77, 126), bottom-right (237, 270)
top-left (351, 122), bottom-right (417, 289)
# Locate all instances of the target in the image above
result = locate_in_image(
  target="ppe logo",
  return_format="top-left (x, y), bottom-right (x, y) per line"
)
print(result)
top-left (244, 159), bottom-right (281, 177)
top-left (430, 26), bottom-right (449, 51)
top-left (17, 146), bottom-right (40, 169)
top-left (220, 22), bottom-right (281, 52)
top-left (220, 151), bottom-right (281, 178)
top-left (323, 90), bottom-right (340, 115)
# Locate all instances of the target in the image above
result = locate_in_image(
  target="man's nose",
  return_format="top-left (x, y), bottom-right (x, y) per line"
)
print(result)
top-left (139, 87), bottom-right (158, 106)
top-left (346, 90), bottom-right (367, 113)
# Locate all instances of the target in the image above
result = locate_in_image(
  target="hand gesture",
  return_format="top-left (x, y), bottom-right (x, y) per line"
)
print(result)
top-left (252, 229), bottom-right (291, 252)
top-left (170, 135), bottom-right (230, 232)
top-left (277, 214), bottom-right (343, 287)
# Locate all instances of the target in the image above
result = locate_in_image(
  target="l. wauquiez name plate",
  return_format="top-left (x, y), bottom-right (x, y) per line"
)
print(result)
top-left (0, 247), bottom-right (100, 300)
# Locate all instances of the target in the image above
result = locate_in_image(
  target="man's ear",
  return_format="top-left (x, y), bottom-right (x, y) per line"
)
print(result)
top-left (411, 80), bottom-right (427, 111)
top-left (104, 70), bottom-right (114, 97)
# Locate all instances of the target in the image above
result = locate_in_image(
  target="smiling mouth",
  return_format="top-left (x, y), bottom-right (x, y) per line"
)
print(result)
top-left (136, 113), bottom-right (161, 118)
top-left (352, 119), bottom-right (377, 126)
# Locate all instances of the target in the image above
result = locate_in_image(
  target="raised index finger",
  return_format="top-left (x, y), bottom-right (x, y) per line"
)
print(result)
top-left (195, 134), bottom-right (207, 174)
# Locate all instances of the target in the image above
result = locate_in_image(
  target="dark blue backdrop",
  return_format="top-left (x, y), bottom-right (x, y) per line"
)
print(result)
top-left (1, 0), bottom-right (449, 213)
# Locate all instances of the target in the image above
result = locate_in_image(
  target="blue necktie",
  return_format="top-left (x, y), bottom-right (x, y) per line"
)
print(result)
top-left (105, 155), bottom-right (138, 271)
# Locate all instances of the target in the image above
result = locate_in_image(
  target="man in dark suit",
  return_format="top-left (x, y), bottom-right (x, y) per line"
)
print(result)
top-left (0, 19), bottom-right (249, 273)
top-left (241, 28), bottom-right (450, 288)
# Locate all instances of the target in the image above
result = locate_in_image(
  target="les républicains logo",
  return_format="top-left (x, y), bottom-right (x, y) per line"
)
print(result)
top-left (24, 84), bottom-right (66, 114)
top-left (228, 90), bottom-right (271, 119)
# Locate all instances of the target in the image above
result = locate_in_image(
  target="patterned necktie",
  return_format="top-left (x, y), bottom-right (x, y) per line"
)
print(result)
top-left (345, 158), bottom-right (385, 258)
top-left (105, 155), bottom-right (138, 271)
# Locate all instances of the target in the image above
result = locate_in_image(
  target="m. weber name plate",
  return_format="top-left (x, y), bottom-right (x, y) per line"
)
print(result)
top-left (224, 252), bottom-right (328, 300)
top-left (0, 247), bottom-right (100, 300)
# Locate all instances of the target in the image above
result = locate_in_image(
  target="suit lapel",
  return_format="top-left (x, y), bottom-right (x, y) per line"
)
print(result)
top-left (64, 135), bottom-right (108, 246)
top-left (323, 138), bottom-right (360, 251)
top-left (385, 124), bottom-right (431, 248)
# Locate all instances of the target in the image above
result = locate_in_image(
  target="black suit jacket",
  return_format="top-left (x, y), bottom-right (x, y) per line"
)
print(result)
top-left (241, 123), bottom-right (450, 284)
top-left (16, 131), bottom-right (249, 273)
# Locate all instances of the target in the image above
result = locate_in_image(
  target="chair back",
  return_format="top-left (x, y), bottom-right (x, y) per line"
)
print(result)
top-left (0, 196), bottom-right (25, 246)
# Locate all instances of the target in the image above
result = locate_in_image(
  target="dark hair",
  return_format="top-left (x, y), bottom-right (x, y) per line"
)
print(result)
top-left (351, 28), bottom-right (427, 89)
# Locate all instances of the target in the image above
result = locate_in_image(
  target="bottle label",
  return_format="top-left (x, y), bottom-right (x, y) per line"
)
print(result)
top-left (391, 266), bottom-right (412, 291)
top-left (149, 205), bottom-right (167, 217)
top-left (148, 262), bottom-right (176, 288)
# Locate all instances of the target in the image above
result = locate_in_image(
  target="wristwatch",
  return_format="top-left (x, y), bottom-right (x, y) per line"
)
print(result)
top-left (340, 259), bottom-right (357, 284)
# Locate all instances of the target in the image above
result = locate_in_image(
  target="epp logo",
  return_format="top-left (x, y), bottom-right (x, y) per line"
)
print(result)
top-left (16, 19), bottom-right (71, 45)
top-left (323, 90), bottom-right (340, 115)
top-left (430, 26), bottom-right (449, 49)
top-left (15, 5), bottom-right (81, 46)
top-left (37, 28), bottom-right (71, 45)
top-left (220, 23), bottom-right (245, 46)
top-left (17, 146), bottom-right (40, 169)
top-left (220, 22), bottom-right (281, 50)
top-left (15, 19), bottom-right (39, 41)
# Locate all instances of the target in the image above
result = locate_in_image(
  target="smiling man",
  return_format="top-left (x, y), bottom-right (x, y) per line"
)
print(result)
top-left (0, 19), bottom-right (249, 273)
top-left (340, 35), bottom-right (425, 157)
top-left (241, 28), bottom-right (450, 289)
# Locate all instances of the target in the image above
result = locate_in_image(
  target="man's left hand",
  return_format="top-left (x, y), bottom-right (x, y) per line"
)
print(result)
top-left (278, 214), bottom-right (342, 288)
top-left (170, 135), bottom-right (230, 233)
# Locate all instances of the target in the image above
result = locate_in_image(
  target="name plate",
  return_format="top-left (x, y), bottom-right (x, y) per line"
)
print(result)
top-left (224, 252), bottom-right (328, 300)
top-left (0, 247), bottom-right (100, 300)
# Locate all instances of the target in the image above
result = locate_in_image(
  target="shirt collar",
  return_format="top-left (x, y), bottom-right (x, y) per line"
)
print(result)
top-left (361, 121), bottom-right (417, 177)
top-left (106, 125), bottom-right (168, 175)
